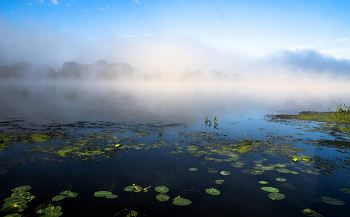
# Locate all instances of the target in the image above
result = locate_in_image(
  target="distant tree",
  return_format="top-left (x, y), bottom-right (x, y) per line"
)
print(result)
top-left (39, 65), bottom-right (58, 79)
top-left (0, 65), bottom-right (11, 78)
top-left (9, 61), bottom-right (33, 78)
top-left (59, 61), bottom-right (84, 79)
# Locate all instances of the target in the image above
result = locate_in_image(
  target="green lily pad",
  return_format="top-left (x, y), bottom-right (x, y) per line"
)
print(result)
top-left (11, 186), bottom-right (32, 192)
top-left (106, 194), bottom-right (118, 199)
top-left (302, 208), bottom-right (323, 217)
top-left (220, 171), bottom-right (231, 175)
top-left (261, 187), bottom-right (279, 193)
top-left (289, 171), bottom-right (299, 174)
top-left (206, 188), bottom-right (220, 195)
top-left (189, 168), bottom-right (198, 171)
top-left (156, 194), bottom-right (170, 202)
top-left (215, 180), bottom-right (225, 184)
top-left (268, 192), bottom-right (285, 200)
top-left (52, 195), bottom-right (66, 201)
top-left (276, 168), bottom-right (290, 173)
top-left (320, 197), bottom-right (345, 205)
top-left (275, 164), bottom-right (286, 168)
top-left (94, 191), bottom-right (112, 197)
top-left (276, 178), bottom-right (286, 182)
top-left (172, 196), bottom-right (192, 206)
top-left (155, 186), bottom-right (169, 193)
top-left (124, 185), bottom-right (142, 192)
top-left (208, 168), bottom-right (218, 173)
top-left (339, 188), bottom-right (350, 194)
top-left (259, 181), bottom-right (268, 184)
top-left (66, 191), bottom-right (78, 197)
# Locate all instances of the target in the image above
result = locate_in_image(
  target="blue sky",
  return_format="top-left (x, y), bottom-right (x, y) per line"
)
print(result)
top-left (1, 0), bottom-right (350, 73)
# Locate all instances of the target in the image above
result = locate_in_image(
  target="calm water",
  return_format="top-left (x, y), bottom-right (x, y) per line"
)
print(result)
top-left (1, 80), bottom-right (350, 217)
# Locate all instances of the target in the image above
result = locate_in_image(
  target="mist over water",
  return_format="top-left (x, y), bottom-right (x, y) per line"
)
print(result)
top-left (1, 74), bottom-right (349, 126)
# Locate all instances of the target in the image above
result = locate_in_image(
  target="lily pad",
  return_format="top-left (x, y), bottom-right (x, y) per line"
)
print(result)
top-left (276, 168), bottom-right (290, 173)
top-left (208, 168), bottom-right (218, 173)
top-left (155, 186), bottom-right (169, 193)
top-left (66, 191), bottom-right (78, 198)
top-left (339, 188), bottom-right (350, 194)
top-left (220, 171), bottom-right (231, 175)
top-left (106, 194), bottom-right (118, 199)
top-left (215, 180), bottom-right (225, 184)
top-left (124, 185), bottom-right (142, 192)
top-left (259, 181), bottom-right (268, 184)
top-left (206, 188), bottom-right (220, 195)
top-left (189, 168), bottom-right (198, 171)
top-left (261, 187), bottom-right (279, 193)
top-left (268, 192), bottom-right (285, 200)
top-left (302, 208), bottom-right (323, 217)
top-left (4, 214), bottom-right (22, 217)
top-left (172, 196), bottom-right (192, 206)
top-left (156, 194), bottom-right (170, 202)
top-left (52, 195), bottom-right (66, 201)
top-left (276, 178), bottom-right (286, 182)
top-left (320, 197), bottom-right (345, 205)
top-left (289, 171), bottom-right (299, 174)
top-left (94, 191), bottom-right (112, 197)
top-left (12, 186), bottom-right (32, 192)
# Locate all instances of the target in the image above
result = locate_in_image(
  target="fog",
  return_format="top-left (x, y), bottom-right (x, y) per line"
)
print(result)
top-left (1, 19), bottom-right (350, 126)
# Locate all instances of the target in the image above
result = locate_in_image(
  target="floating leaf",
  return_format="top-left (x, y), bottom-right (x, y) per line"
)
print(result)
top-left (215, 180), bottom-right (224, 184)
top-left (220, 171), bottom-right (231, 175)
top-left (276, 178), bottom-right (286, 182)
top-left (172, 196), bottom-right (192, 206)
top-left (11, 186), bottom-right (32, 192)
top-left (276, 168), bottom-right (290, 173)
top-left (302, 208), bottom-right (323, 217)
top-left (320, 197), bottom-right (345, 205)
top-left (339, 188), bottom-right (350, 194)
top-left (206, 188), bottom-right (220, 195)
top-left (261, 187), bottom-right (279, 193)
top-left (124, 185), bottom-right (142, 192)
top-left (189, 168), bottom-right (198, 171)
top-left (259, 181), bottom-right (268, 184)
top-left (66, 191), bottom-right (78, 198)
top-left (94, 191), bottom-right (112, 197)
top-left (52, 195), bottom-right (66, 201)
top-left (268, 192), bottom-right (285, 200)
top-left (275, 164), bottom-right (286, 168)
top-left (289, 171), bottom-right (299, 174)
top-left (156, 194), bottom-right (170, 202)
top-left (106, 194), bottom-right (118, 199)
top-left (155, 186), bottom-right (169, 193)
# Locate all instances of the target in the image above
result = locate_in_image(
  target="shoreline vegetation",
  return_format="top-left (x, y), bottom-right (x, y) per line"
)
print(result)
top-left (269, 100), bottom-right (350, 138)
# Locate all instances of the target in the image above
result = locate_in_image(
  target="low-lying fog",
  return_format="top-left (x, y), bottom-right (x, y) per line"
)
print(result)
top-left (1, 37), bottom-right (350, 125)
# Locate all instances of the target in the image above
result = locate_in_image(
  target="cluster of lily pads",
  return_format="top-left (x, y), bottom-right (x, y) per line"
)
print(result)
top-left (35, 204), bottom-right (62, 217)
top-left (52, 190), bottom-right (78, 201)
top-left (94, 191), bottom-right (118, 199)
top-left (1, 185), bottom-right (35, 215)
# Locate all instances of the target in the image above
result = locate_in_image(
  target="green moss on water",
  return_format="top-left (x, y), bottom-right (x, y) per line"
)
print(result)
top-left (29, 134), bottom-right (50, 143)
top-left (55, 146), bottom-right (81, 157)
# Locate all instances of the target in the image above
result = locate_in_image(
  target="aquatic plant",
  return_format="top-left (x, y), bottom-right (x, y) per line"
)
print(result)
top-left (268, 193), bottom-right (285, 200)
top-left (261, 187), bottom-right (279, 193)
top-left (205, 188), bottom-right (220, 195)
top-left (1, 185), bottom-right (35, 213)
top-left (172, 196), bottom-right (191, 206)
top-left (155, 186), bottom-right (169, 193)
top-left (320, 197), bottom-right (345, 205)
top-left (189, 168), bottom-right (198, 171)
top-left (124, 184), bottom-right (142, 192)
top-left (215, 180), bottom-right (224, 184)
top-left (156, 194), bottom-right (170, 202)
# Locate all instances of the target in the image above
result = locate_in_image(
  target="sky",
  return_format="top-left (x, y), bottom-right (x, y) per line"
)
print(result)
top-left (1, 0), bottom-right (350, 74)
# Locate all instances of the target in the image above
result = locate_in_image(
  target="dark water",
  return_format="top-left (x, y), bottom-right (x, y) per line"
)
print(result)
top-left (1, 80), bottom-right (350, 217)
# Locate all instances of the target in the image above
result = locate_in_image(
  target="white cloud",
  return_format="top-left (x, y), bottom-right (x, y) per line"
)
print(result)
top-left (11, 11), bottom-right (15, 15)
top-left (50, 12), bottom-right (57, 15)
top-left (106, 6), bottom-right (114, 9)
top-left (134, 0), bottom-right (140, 4)
top-left (66, 4), bottom-right (71, 7)
top-left (27, 3), bottom-right (33, 6)
top-left (83, 9), bottom-right (88, 12)
top-left (35, 0), bottom-right (44, 3)
top-left (51, 0), bottom-right (59, 5)
top-left (116, 32), bottom-right (201, 38)
top-left (166, 9), bottom-right (171, 12)
top-left (321, 47), bottom-right (350, 60)
top-left (97, 7), bottom-right (107, 11)
top-left (334, 38), bottom-right (348, 42)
